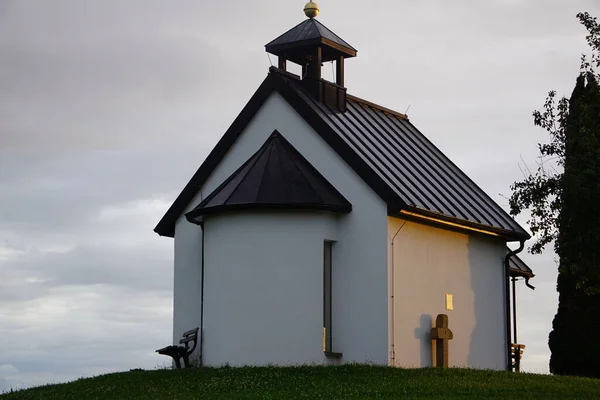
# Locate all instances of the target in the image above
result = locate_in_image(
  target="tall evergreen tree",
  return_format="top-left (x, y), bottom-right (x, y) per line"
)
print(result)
top-left (548, 73), bottom-right (600, 377)
top-left (509, 13), bottom-right (600, 377)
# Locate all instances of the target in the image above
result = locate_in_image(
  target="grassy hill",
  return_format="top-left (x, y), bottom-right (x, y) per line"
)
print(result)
top-left (2, 365), bottom-right (599, 399)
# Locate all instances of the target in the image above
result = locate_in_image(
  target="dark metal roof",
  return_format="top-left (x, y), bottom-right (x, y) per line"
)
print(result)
top-left (273, 71), bottom-right (530, 239)
top-left (508, 251), bottom-right (534, 278)
top-left (265, 18), bottom-right (356, 60)
top-left (155, 68), bottom-right (530, 240)
top-left (185, 130), bottom-right (352, 222)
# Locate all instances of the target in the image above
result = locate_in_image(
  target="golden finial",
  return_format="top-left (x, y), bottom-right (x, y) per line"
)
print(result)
top-left (304, 2), bottom-right (319, 18)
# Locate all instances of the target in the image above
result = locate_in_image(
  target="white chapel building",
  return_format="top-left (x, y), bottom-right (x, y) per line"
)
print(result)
top-left (155, 3), bottom-right (535, 371)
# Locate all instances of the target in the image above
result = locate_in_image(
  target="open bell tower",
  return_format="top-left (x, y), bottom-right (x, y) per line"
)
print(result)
top-left (265, 2), bottom-right (357, 112)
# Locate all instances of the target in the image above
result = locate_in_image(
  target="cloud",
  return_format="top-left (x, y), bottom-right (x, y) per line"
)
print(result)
top-left (0, 285), bottom-right (172, 392)
top-left (0, 365), bottom-right (18, 374)
top-left (0, 193), bottom-right (174, 390)
top-left (0, 1), bottom-right (269, 156)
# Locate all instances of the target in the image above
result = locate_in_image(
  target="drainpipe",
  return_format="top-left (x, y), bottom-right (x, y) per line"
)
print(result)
top-left (389, 220), bottom-right (407, 367)
top-left (504, 240), bottom-right (524, 371)
top-left (512, 276), bottom-right (518, 346)
top-left (525, 277), bottom-right (536, 290)
top-left (199, 220), bottom-right (205, 366)
top-left (513, 273), bottom-right (536, 346)
top-left (184, 191), bottom-right (206, 366)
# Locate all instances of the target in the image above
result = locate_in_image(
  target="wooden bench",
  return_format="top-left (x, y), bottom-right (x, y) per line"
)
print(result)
top-left (156, 327), bottom-right (199, 369)
top-left (511, 343), bottom-right (526, 372)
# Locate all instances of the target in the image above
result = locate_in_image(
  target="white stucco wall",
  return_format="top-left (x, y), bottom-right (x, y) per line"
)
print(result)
top-left (172, 213), bottom-right (203, 362)
top-left (172, 92), bottom-right (389, 366)
top-left (203, 211), bottom-right (339, 366)
top-left (387, 217), bottom-right (507, 370)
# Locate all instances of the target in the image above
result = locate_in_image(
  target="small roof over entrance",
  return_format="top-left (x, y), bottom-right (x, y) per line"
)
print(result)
top-left (185, 130), bottom-right (352, 223)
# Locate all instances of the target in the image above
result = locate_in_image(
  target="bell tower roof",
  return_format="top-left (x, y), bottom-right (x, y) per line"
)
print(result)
top-left (265, 18), bottom-right (356, 65)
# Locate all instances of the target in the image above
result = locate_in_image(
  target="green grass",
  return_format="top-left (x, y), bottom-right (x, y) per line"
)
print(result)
top-left (2, 365), bottom-right (599, 399)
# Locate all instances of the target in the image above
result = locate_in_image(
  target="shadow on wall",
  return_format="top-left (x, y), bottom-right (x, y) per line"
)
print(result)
top-left (467, 236), bottom-right (505, 369)
top-left (414, 314), bottom-right (433, 367)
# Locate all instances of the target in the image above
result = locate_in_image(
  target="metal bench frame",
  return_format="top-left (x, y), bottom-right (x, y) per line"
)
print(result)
top-left (156, 327), bottom-right (199, 369)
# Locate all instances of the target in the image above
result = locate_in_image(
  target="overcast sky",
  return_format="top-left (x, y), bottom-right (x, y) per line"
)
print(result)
top-left (1, 0), bottom-right (599, 391)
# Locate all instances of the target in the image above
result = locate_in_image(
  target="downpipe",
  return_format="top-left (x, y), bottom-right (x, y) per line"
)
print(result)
top-left (199, 220), bottom-right (205, 365)
top-left (504, 240), bottom-right (524, 371)
top-left (389, 220), bottom-right (407, 367)
top-left (184, 192), bottom-right (206, 366)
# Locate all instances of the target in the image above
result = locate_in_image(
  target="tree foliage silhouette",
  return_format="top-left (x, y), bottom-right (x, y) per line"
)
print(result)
top-left (509, 12), bottom-right (600, 377)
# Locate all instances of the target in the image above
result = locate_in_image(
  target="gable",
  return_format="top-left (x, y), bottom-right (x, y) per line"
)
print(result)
top-left (155, 71), bottom-right (396, 237)
top-left (155, 68), bottom-right (529, 241)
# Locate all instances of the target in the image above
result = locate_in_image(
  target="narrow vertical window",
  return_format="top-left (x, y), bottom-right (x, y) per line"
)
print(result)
top-left (323, 241), bottom-right (333, 353)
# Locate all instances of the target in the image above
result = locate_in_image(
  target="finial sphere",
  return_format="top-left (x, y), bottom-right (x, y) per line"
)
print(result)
top-left (304, 1), bottom-right (319, 18)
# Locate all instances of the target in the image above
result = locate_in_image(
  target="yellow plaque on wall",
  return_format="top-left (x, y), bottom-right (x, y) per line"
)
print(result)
top-left (445, 294), bottom-right (454, 311)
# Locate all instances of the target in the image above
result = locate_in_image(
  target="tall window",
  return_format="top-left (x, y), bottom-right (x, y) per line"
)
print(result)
top-left (323, 241), bottom-right (333, 353)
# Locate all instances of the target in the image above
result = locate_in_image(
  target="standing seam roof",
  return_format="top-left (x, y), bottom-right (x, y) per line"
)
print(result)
top-left (153, 69), bottom-right (529, 239)
top-left (275, 72), bottom-right (528, 237)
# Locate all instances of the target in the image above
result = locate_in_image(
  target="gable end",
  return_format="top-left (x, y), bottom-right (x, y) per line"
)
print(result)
top-left (154, 70), bottom-right (403, 237)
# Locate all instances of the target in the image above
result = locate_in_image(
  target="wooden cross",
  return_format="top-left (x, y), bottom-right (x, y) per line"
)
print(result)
top-left (431, 314), bottom-right (454, 368)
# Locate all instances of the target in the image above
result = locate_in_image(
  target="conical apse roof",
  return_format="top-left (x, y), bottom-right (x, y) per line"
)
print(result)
top-left (185, 130), bottom-right (352, 223)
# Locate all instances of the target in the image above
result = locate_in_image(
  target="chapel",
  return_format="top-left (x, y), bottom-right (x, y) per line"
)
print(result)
top-left (155, 2), bottom-right (534, 371)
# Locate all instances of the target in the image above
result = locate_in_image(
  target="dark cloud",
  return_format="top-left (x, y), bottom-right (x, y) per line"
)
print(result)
top-left (0, 147), bottom-right (199, 233)
top-left (0, 243), bottom-right (171, 303)
top-left (0, 283), bottom-right (172, 389)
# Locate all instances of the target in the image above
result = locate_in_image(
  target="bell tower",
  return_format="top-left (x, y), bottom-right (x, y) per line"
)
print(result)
top-left (265, 2), bottom-right (357, 111)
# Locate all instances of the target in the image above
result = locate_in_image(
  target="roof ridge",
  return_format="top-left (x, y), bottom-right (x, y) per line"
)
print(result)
top-left (346, 94), bottom-right (408, 120)
top-left (268, 68), bottom-right (407, 121)
top-left (255, 138), bottom-right (276, 202)
top-left (277, 132), bottom-right (325, 204)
